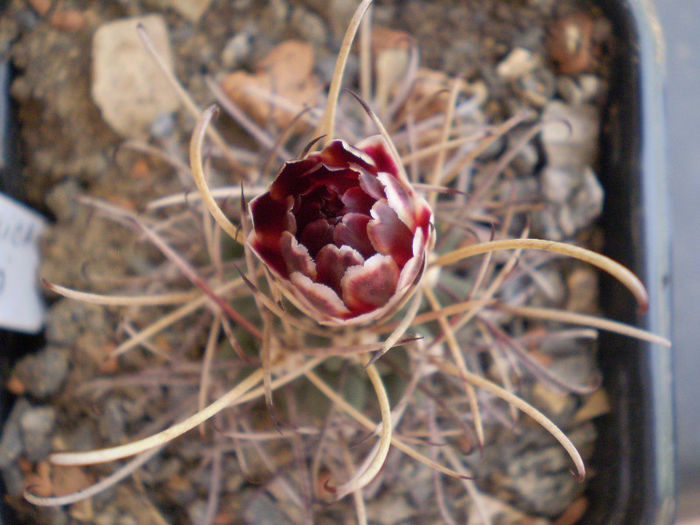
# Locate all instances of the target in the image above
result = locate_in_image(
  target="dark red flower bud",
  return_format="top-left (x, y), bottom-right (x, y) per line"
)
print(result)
top-left (249, 136), bottom-right (434, 325)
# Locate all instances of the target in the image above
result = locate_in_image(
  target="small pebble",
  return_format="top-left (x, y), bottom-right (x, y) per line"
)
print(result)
top-left (532, 382), bottom-right (575, 419)
top-left (45, 299), bottom-right (110, 347)
top-left (91, 484), bottom-right (119, 512)
top-left (540, 165), bottom-right (603, 237)
top-left (243, 492), bottom-right (294, 524)
top-left (533, 205), bottom-right (561, 240)
top-left (290, 7), bottom-right (327, 46)
top-left (496, 47), bottom-right (540, 80)
top-left (68, 498), bottom-right (94, 522)
top-left (150, 112), bottom-right (176, 138)
top-left (531, 265), bottom-right (567, 305)
top-left (547, 11), bottom-right (595, 74)
top-left (233, 0), bottom-right (252, 9)
top-left (20, 405), bottom-right (56, 461)
top-left (39, 507), bottom-right (71, 525)
top-left (1, 462), bottom-right (24, 495)
top-left (15, 8), bottom-right (39, 30)
top-left (568, 422), bottom-right (598, 456)
top-left (50, 10), bottom-right (86, 32)
top-left (365, 492), bottom-right (419, 524)
top-left (542, 165), bottom-right (577, 203)
top-left (94, 507), bottom-right (119, 525)
top-left (510, 464), bottom-right (579, 516)
top-left (558, 74), bottom-right (603, 105)
top-left (221, 39), bottom-right (320, 129)
top-left (579, 73), bottom-right (603, 101)
top-left (160, 0), bottom-right (214, 21)
top-left (11, 347), bottom-right (69, 399)
top-left (558, 166), bottom-right (603, 236)
top-left (0, 399), bottom-right (31, 468)
top-left (186, 500), bottom-right (208, 524)
top-left (566, 266), bottom-right (599, 313)
top-left (549, 351), bottom-right (598, 388)
top-left (509, 174), bottom-right (541, 200)
top-left (44, 180), bottom-right (80, 222)
top-left (512, 142), bottom-right (540, 175)
top-left (574, 389), bottom-right (611, 423)
top-left (557, 75), bottom-right (584, 105)
top-left (98, 398), bottom-right (127, 442)
top-left (116, 514), bottom-right (139, 525)
top-left (28, 0), bottom-right (50, 15)
top-left (541, 101), bottom-right (600, 169)
top-left (221, 32), bottom-right (252, 68)
top-left (56, 422), bottom-right (100, 452)
top-left (515, 68), bottom-right (556, 106)
top-left (263, 0), bottom-right (289, 31)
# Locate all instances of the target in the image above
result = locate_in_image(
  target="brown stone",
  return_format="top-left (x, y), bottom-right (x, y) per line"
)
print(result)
top-left (221, 40), bottom-right (320, 130)
top-left (547, 12), bottom-right (595, 75)
top-left (50, 10), bottom-right (86, 32)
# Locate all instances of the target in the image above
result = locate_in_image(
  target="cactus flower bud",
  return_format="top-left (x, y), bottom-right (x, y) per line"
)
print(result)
top-left (249, 136), bottom-right (434, 326)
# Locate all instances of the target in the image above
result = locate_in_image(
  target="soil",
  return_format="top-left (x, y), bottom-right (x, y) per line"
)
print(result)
top-left (1, 0), bottom-right (619, 523)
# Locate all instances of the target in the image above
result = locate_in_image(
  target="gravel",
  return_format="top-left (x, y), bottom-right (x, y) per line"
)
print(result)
top-left (19, 405), bottom-right (56, 462)
top-left (11, 347), bottom-right (69, 399)
top-left (0, 398), bottom-right (31, 468)
top-left (2, 0), bottom-right (619, 522)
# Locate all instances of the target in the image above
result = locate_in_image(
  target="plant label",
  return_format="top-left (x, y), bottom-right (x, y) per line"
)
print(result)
top-left (0, 192), bottom-right (47, 333)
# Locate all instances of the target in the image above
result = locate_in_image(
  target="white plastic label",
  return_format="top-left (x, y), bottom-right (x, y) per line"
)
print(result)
top-left (0, 192), bottom-right (47, 333)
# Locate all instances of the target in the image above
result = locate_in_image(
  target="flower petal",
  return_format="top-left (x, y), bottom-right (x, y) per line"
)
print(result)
top-left (316, 244), bottom-right (364, 293)
top-left (299, 218), bottom-right (335, 257)
top-left (341, 254), bottom-right (399, 313)
top-left (356, 135), bottom-right (399, 177)
top-left (414, 201), bottom-right (433, 234)
top-left (248, 237), bottom-right (288, 278)
top-left (358, 169), bottom-right (386, 201)
top-left (366, 200), bottom-right (413, 267)
top-left (290, 271), bottom-right (351, 318)
top-left (249, 193), bottom-right (295, 277)
top-left (333, 212), bottom-right (374, 258)
top-left (272, 160), bottom-right (357, 203)
top-left (268, 158), bottom-right (319, 200)
top-left (302, 165), bottom-right (358, 196)
top-left (319, 140), bottom-right (376, 172)
top-left (341, 186), bottom-right (375, 215)
top-left (249, 193), bottom-right (295, 241)
top-left (396, 228), bottom-right (427, 293)
top-left (378, 171), bottom-right (415, 230)
top-left (280, 231), bottom-right (317, 279)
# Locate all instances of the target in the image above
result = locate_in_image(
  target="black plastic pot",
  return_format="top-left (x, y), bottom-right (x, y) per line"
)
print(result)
top-left (0, 59), bottom-right (30, 525)
top-left (585, 0), bottom-right (675, 523)
top-left (0, 0), bottom-right (674, 523)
